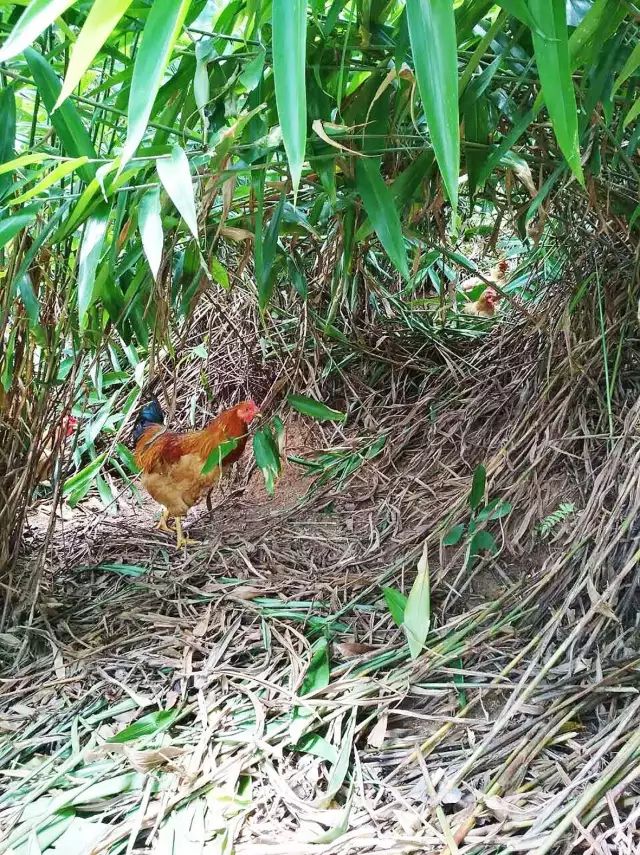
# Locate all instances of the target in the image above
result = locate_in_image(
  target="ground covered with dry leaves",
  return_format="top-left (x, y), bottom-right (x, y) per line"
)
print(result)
top-left (1, 236), bottom-right (640, 855)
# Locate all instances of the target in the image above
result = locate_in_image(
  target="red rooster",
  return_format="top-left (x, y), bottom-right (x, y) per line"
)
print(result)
top-left (132, 399), bottom-right (260, 547)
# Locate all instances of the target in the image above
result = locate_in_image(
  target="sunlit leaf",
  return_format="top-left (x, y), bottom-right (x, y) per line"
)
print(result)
top-left (157, 145), bottom-right (198, 241)
top-left (78, 206), bottom-right (110, 329)
top-left (138, 186), bottom-right (163, 281)
top-left (403, 543), bottom-right (430, 659)
top-left (121, 0), bottom-right (193, 166)
top-left (272, 0), bottom-right (307, 198)
top-left (528, 0), bottom-right (583, 183)
top-left (406, 0), bottom-right (459, 210)
top-left (0, 0), bottom-right (77, 62)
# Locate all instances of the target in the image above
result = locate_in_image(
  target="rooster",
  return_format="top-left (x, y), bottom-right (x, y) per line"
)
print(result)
top-left (132, 399), bottom-right (260, 548)
top-left (461, 259), bottom-right (508, 319)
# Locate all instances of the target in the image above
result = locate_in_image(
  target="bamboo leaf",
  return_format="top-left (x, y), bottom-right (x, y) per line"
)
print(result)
top-left (257, 192), bottom-right (285, 311)
top-left (469, 463), bottom-right (486, 511)
top-left (156, 145), bottom-right (198, 241)
top-left (56, 0), bottom-right (134, 110)
top-left (0, 0), bottom-right (76, 62)
top-left (0, 208), bottom-right (38, 251)
top-left (355, 157), bottom-right (409, 279)
top-left (623, 97), bottom-right (640, 129)
top-left (403, 542), bottom-right (430, 659)
top-left (24, 48), bottom-right (97, 184)
top-left (201, 437), bottom-right (240, 475)
top-left (11, 156), bottom-right (88, 205)
top-left (272, 0), bottom-right (307, 199)
top-left (138, 186), bottom-right (163, 281)
top-left (528, 0), bottom-right (583, 183)
top-left (382, 587), bottom-right (408, 627)
top-left (108, 709), bottom-right (180, 743)
top-left (0, 86), bottom-right (16, 199)
top-left (613, 39), bottom-right (640, 94)
top-left (252, 425), bottom-right (281, 495)
top-left (78, 206), bottom-right (110, 329)
top-left (121, 0), bottom-right (193, 167)
top-left (406, 0), bottom-right (459, 210)
top-left (287, 393), bottom-right (346, 422)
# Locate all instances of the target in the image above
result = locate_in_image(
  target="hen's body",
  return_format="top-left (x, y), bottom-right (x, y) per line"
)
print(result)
top-left (133, 400), bottom-right (259, 547)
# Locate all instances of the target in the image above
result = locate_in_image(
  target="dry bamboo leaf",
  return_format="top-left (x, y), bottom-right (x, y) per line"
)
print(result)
top-left (367, 713), bottom-right (388, 748)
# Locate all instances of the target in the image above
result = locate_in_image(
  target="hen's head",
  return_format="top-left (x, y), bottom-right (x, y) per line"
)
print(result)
top-left (483, 287), bottom-right (500, 309)
top-left (236, 400), bottom-right (261, 424)
top-left (63, 415), bottom-right (78, 437)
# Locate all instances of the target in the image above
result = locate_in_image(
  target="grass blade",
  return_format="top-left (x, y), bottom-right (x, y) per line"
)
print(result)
top-left (272, 0), bottom-right (307, 199)
top-left (56, 0), bottom-right (134, 109)
top-left (121, 0), bottom-right (192, 166)
top-left (406, 0), bottom-right (459, 210)
top-left (528, 0), bottom-right (583, 183)
top-left (355, 157), bottom-right (409, 279)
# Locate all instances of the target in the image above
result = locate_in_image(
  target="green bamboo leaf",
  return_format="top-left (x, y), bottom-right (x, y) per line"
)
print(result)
top-left (63, 453), bottom-right (106, 496)
top-left (156, 145), bottom-right (198, 241)
top-left (11, 156), bottom-right (88, 205)
top-left (355, 157), bottom-right (409, 279)
top-left (0, 208), bottom-right (38, 251)
top-left (272, 0), bottom-right (307, 199)
top-left (406, 0), bottom-right (459, 210)
top-left (469, 463), bottom-right (486, 511)
top-left (55, 0), bottom-right (134, 110)
top-left (257, 192), bottom-right (285, 311)
top-left (0, 152), bottom-right (50, 176)
top-left (287, 393), bottom-right (346, 422)
top-left (252, 425), bottom-right (281, 495)
top-left (623, 97), bottom-right (640, 129)
top-left (24, 48), bottom-right (97, 184)
top-left (78, 206), bottom-right (110, 329)
top-left (108, 708), bottom-right (180, 743)
top-left (300, 637), bottom-right (330, 695)
top-left (528, 0), bottom-right (583, 184)
top-left (121, 0), bottom-right (193, 167)
top-left (403, 544), bottom-right (430, 660)
top-left (138, 186), bottom-right (163, 281)
top-left (0, 0), bottom-right (77, 62)
top-left (0, 86), bottom-right (16, 199)
top-left (382, 586), bottom-right (408, 627)
top-left (612, 38), bottom-right (640, 94)
top-left (201, 437), bottom-right (240, 475)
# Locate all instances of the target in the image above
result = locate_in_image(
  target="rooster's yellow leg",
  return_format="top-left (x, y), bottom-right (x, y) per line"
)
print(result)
top-left (156, 509), bottom-right (174, 533)
top-left (175, 517), bottom-right (199, 548)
